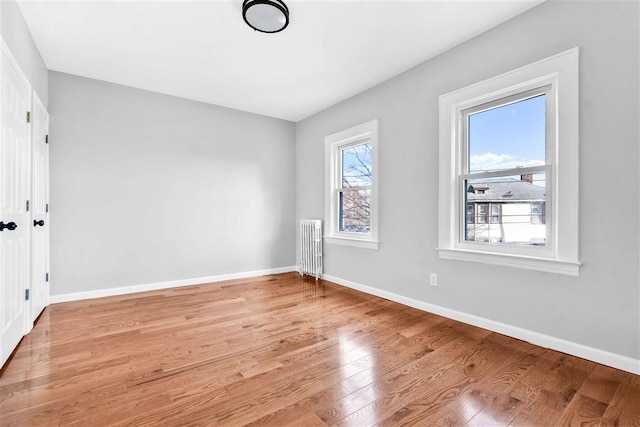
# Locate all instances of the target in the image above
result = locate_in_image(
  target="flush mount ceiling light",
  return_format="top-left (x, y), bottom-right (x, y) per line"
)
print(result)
top-left (242, 0), bottom-right (289, 33)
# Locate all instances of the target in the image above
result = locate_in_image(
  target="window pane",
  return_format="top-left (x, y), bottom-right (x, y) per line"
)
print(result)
top-left (339, 189), bottom-right (370, 233)
top-left (465, 173), bottom-right (546, 246)
top-left (531, 202), bottom-right (545, 225)
top-left (466, 203), bottom-right (474, 224)
top-left (477, 203), bottom-right (489, 224)
top-left (468, 94), bottom-right (546, 173)
top-left (341, 142), bottom-right (372, 187)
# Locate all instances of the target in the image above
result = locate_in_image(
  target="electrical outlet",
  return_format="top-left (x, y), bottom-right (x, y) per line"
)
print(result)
top-left (430, 273), bottom-right (438, 287)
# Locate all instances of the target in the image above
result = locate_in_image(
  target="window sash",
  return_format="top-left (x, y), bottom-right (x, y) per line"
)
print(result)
top-left (337, 188), bottom-right (371, 234)
top-left (458, 84), bottom-right (552, 249)
top-left (460, 167), bottom-right (550, 247)
top-left (339, 141), bottom-right (372, 190)
top-left (461, 85), bottom-right (552, 177)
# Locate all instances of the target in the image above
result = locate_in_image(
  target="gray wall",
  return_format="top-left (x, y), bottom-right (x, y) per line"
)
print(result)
top-left (49, 72), bottom-right (296, 295)
top-left (0, 0), bottom-right (47, 106)
top-left (296, 0), bottom-right (640, 359)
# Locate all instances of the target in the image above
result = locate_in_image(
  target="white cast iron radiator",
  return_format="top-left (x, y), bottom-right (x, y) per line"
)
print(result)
top-left (299, 219), bottom-right (323, 280)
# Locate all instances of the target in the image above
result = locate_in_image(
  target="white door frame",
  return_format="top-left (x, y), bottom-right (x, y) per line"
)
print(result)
top-left (30, 91), bottom-right (50, 325)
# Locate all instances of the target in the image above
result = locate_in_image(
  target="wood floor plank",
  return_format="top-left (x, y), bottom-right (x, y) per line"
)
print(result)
top-left (601, 382), bottom-right (640, 426)
top-left (553, 393), bottom-right (608, 426)
top-left (0, 272), bottom-right (638, 427)
top-left (508, 400), bottom-right (561, 426)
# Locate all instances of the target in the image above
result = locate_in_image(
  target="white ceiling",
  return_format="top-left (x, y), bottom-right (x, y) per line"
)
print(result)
top-left (17, 0), bottom-right (545, 122)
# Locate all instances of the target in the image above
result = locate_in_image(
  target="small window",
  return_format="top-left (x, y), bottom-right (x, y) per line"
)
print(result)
top-left (476, 203), bottom-right (489, 224)
top-left (531, 202), bottom-right (545, 224)
top-left (466, 203), bottom-right (475, 224)
top-left (491, 204), bottom-right (502, 224)
top-left (325, 120), bottom-right (379, 249)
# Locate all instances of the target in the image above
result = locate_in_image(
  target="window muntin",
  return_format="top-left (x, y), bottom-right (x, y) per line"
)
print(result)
top-left (462, 88), bottom-right (550, 248)
top-left (325, 119), bottom-right (379, 249)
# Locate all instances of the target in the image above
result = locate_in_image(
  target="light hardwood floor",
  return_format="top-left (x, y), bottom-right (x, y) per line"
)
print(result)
top-left (1, 272), bottom-right (639, 426)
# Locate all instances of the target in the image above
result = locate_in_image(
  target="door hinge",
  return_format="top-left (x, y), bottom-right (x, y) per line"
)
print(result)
top-left (25, 289), bottom-right (30, 301)
top-left (26, 200), bottom-right (30, 212)
top-left (46, 203), bottom-right (49, 213)
top-left (46, 273), bottom-right (49, 283)
top-left (26, 111), bottom-right (31, 123)
top-left (45, 134), bottom-right (49, 144)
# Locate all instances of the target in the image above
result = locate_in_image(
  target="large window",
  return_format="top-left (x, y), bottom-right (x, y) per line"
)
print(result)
top-left (438, 48), bottom-right (580, 275)
top-left (463, 88), bottom-right (549, 246)
top-left (325, 119), bottom-right (379, 249)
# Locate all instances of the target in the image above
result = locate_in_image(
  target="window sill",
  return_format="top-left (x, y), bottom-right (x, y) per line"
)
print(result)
top-left (437, 248), bottom-right (580, 276)
top-left (325, 236), bottom-right (379, 250)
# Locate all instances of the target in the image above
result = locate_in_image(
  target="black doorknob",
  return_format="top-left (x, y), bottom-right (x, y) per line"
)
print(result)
top-left (33, 219), bottom-right (45, 227)
top-left (0, 221), bottom-right (18, 231)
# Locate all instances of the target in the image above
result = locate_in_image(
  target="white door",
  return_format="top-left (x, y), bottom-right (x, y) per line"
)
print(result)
top-left (30, 93), bottom-right (49, 323)
top-left (0, 42), bottom-right (31, 367)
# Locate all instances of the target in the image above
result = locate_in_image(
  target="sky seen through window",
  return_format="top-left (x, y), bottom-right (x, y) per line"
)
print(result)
top-left (469, 94), bottom-right (545, 176)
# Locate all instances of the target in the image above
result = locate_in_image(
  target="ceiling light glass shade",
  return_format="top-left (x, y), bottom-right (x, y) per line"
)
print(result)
top-left (242, 0), bottom-right (289, 33)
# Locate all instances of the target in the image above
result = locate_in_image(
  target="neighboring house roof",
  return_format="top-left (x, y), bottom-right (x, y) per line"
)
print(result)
top-left (467, 178), bottom-right (545, 203)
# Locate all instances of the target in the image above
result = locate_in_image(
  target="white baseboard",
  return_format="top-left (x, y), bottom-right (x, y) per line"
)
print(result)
top-left (50, 266), bottom-right (297, 304)
top-left (323, 274), bottom-right (640, 376)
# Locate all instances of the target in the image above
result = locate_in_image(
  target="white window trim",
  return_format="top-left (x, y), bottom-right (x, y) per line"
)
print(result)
top-left (325, 119), bottom-right (379, 250)
top-left (438, 48), bottom-right (580, 275)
